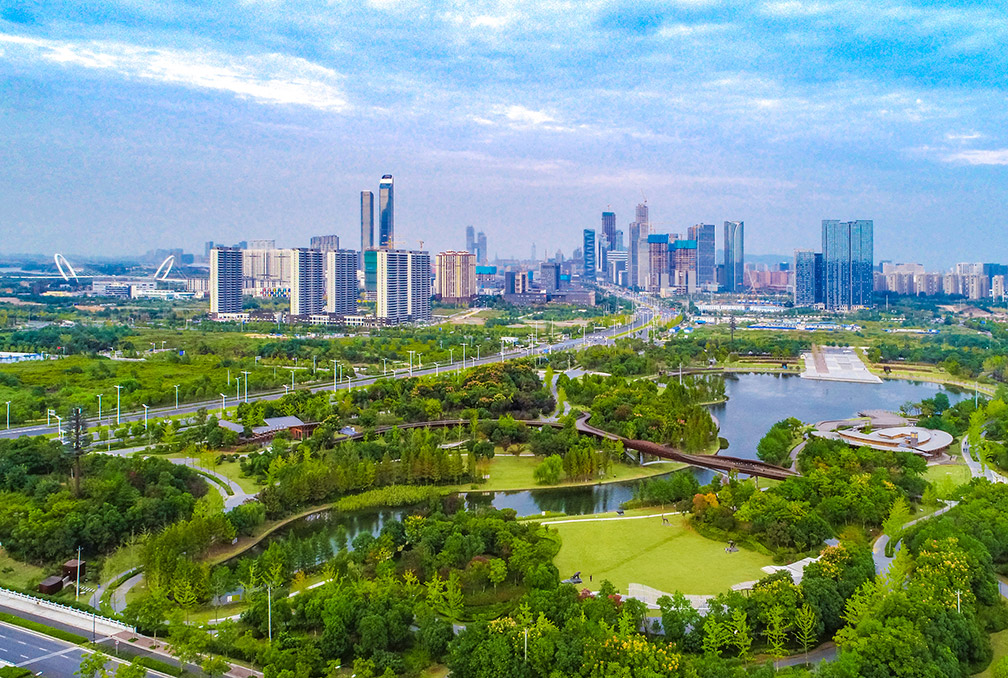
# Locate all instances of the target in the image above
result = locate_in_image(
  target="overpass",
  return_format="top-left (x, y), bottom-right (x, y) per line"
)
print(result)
top-left (338, 414), bottom-right (799, 481)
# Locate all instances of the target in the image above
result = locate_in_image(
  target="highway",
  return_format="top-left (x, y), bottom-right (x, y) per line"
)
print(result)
top-left (0, 299), bottom-right (667, 442)
top-left (0, 620), bottom-right (165, 678)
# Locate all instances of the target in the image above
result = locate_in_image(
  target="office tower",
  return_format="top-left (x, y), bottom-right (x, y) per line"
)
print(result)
top-left (540, 262), bottom-right (561, 292)
top-left (504, 271), bottom-right (517, 295)
top-left (602, 211), bottom-right (616, 251)
top-left (377, 250), bottom-right (431, 323)
top-left (204, 241), bottom-right (215, 258)
top-left (288, 248), bottom-right (325, 316)
top-left (793, 250), bottom-right (817, 306)
top-left (636, 202), bottom-right (648, 224)
top-left (436, 251), bottom-right (477, 301)
top-left (671, 240), bottom-right (698, 292)
top-left (688, 224), bottom-right (716, 286)
top-left (597, 231), bottom-right (609, 281)
top-left (613, 229), bottom-right (624, 251)
top-left (363, 249), bottom-right (378, 298)
top-left (723, 221), bottom-right (744, 293)
top-left (582, 230), bottom-right (596, 281)
top-left (378, 174), bottom-right (394, 248)
top-left (326, 250), bottom-right (359, 316)
top-left (477, 232), bottom-right (488, 264)
top-left (646, 234), bottom-right (669, 292)
top-left (248, 239), bottom-right (276, 250)
top-left (361, 191), bottom-right (374, 268)
top-left (210, 247), bottom-right (242, 314)
top-left (822, 219), bottom-right (874, 310)
top-left (310, 235), bottom-right (340, 252)
top-left (465, 226), bottom-right (475, 254)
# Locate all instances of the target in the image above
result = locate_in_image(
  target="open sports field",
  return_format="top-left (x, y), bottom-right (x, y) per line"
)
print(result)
top-left (550, 513), bottom-right (774, 595)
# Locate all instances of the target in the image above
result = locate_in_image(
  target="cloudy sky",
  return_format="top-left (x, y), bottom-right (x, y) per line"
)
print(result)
top-left (1, 0), bottom-right (1005, 267)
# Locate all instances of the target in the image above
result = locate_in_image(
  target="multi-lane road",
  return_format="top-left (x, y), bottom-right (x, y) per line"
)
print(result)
top-left (0, 300), bottom-right (666, 442)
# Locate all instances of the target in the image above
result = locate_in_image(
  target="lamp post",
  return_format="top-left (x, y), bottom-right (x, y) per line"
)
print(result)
top-left (4, 401), bottom-right (8, 430)
top-left (283, 384), bottom-right (289, 395)
top-left (219, 393), bottom-right (226, 416)
top-left (115, 384), bottom-right (122, 426)
top-left (332, 360), bottom-right (338, 393)
top-left (174, 384), bottom-right (179, 410)
top-left (449, 348), bottom-right (454, 366)
top-left (500, 338), bottom-right (505, 362)
top-left (417, 353), bottom-right (422, 370)
top-left (408, 350), bottom-right (415, 376)
top-left (462, 344), bottom-right (466, 367)
top-left (242, 371), bottom-right (250, 402)
top-left (235, 378), bottom-right (240, 403)
top-left (382, 357), bottom-right (389, 376)
top-left (75, 545), bottom-right (81, 601)
top-left (55, 414), bottom-right (62, 441)
top-left (96, 394), bottom-right (102, 425)
top-left (434, 361), bottom-right (439, 377)
top-left (142, 404), bottom-right (149, 430)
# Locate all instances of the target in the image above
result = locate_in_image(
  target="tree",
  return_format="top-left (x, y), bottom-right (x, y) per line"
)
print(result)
top-left (702, 616), bottom-right (731, 657)
top-left (113, 663), bottom-right (146, 678)
top-left (209, 566), bottom-right (232, 624)
top-left (764, 604), bottom-right (791, 659)
top-left (794, 602), bottom-right (817, 662)
top-left (488, 558), bottom-right (507, 590)
top-left (882, 496), bottom-right (912, 542)
top-left (444, 572), bottom-right (464, 620)
top-left (76, 651), bottom-right (110, 678)
top-left (533, 455), bottom-right (563, 485)
top-left (727, 607), bottom-right (752, 660)
top-left (66, 406), bottom-right (90, 496)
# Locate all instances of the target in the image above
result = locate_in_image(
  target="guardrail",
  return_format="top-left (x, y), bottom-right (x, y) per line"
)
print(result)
top-left (0, 586), bottom-right (135, 634)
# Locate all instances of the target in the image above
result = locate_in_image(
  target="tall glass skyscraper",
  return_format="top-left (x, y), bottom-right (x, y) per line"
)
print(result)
top-left (378, 174), bottom-right (394, 248)
top-left (822, 219), bottom-right (874, 310)
top-left (723, 221), bottom-right (744, 292)
top-left (602, 211), bottom-right (616, 249)
top-left (793, 249), bottom-right (817, 307)
top-left (360, 191), bottom-right (374, 266)
top-left (688, 223), bottom-right (716, 285)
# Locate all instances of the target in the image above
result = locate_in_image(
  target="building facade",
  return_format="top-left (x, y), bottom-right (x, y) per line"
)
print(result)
top-left (360, 191), bottom-right (374, 267)
top-left (582, 229), bottom-right (596, 281)
top-left (210, 247), bottom-right (243, 314)
top-left (377, 249), bottom-right (431, 323)
top-left (646, 234), bottom-right (669, 292)
top-left (326, 250), bottom-right (359, 316)
top-left (378, 174), bottom-right (394, 248)
top-left (289, 248), bottom-right (325, 316)
top-left (671, 240), bottom-right (698, 293)
top-left (723, 221), bottom-right (744, 293)
top-left (688, 224), bottom-right (716, 286)
top-left (310, 235), bottom-right (340, 252)
top-left (822, 219), bottom-right (874, 310)
top-left (436, 251), bottom-right (477, 302)
top-left (793, 249), bottom-right (818, 306)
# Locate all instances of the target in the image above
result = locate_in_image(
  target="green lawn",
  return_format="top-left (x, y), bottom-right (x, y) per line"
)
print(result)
top-left (925, 464), bottom-right (972, 488)
top-left (457, 455), bottom-right (684, 493)
top-left (0, 548), bottom-right (46, 590)
top-left (550, 513), bottom-right (774, 595)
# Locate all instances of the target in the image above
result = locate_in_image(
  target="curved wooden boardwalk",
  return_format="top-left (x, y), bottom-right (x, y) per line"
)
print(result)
top-left (341, 415), bottom-right (798, 481)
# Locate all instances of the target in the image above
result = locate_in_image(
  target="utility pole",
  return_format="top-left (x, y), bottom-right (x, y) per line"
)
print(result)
top-left (115, 384), bottom-right (122, 426)
top-left (75, 545), bottom-right (81, 600)
top-left (408, 350), bottom-right (415, 376)
top-left (4, 401), bottom-right (8, 430)
top-left (220, 393), bottom-right (226, 416)
top-left (174, 385), bottom-right (179, 410)
top-left (96, 394), bottom-right (102, 424)
top-left (142, 404), bottom-right (149, 430)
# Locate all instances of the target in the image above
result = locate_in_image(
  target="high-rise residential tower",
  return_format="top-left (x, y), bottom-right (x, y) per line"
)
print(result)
top-left (210, 247), bottom-right (242, 314)
top-left (378, 175), bottom-right (394, 248)
top-left (377, 250), bottom-right (431, 323)
top-left (688, 224), bottom-right (716, 286)
top-left (582, 229), bottom-right (596, 281)
top-left (326, 250), bottom-right (359, 316)
top-left (436, 251), bottom-right (476, 302)
top-left (310, 235), bottom-right (340, 252)
top-left (822, 219), bottom-right (874, 310)
top-left (360, 191), bottom-right (374, 266)
top-left (793, 249), bottom-right (818, 307)
top-left (723, 221), bottom-right (744, 293)
top-left (288, 248), bottom-right (325, 316)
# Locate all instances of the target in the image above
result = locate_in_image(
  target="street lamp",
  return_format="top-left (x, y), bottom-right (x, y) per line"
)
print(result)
top-left (174, 384), bottom-right (179, 410)
top-left (219, 393), bottom-right (226, 416)
top-left (408, 350), bottom-right (415, 376)
top-left (332, 360), bottom-right (338, 392)
top-left (4, 401), bottom-right (8, 430)
top-left (382, 357), bottom-right (389, 376)
top-left (96, 394), bottom-right (102, 425)
top-left (142, 404), bottom-right (149, 430)
top-left (114, 384), bottom-right (122, 426)
top-left (449, 348), bottom-right (454, 366)
top-left (282, 384), bottom-right (289, 395)
top-left (55, 414), bottom-right (62, 441)
top-left (242, 371), bottom-right (250, 402)
top-left (434, 361), bottom-right (439, 376)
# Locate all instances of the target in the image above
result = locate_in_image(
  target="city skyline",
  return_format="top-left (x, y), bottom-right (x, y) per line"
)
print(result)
top-left (1, 2), bottom-right (1007, 267)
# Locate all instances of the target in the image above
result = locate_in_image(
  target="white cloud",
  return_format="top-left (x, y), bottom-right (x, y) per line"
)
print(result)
top-left (0, 33), bottom-right (349, 112)
top-left (946, 131), bottom-right (983, 141)
top-left (943, 149), bottom-right (1008, 166)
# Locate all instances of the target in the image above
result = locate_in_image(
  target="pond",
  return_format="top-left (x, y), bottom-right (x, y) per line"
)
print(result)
top-left (240, 374), bottom-right (969, 558)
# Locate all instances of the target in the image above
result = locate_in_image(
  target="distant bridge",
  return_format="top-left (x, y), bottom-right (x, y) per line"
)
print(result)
top-left (338, 414), bottom-right (798, 481)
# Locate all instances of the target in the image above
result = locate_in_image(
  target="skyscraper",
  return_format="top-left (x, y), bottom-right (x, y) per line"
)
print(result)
top-left (310, 234), bottom-right (340, 252)
top-left (671, 240), bottom-right (698, 293)
top-left (540, 262), bottom-right (561, 292)
top-left (377, 250), bottom-right (431, 323)
top-left (436, 251), bottom-right (476, 301)
top-left (602, 211), bottom-right (616, 251)
top-left (210, 247), bottom-right (242, 314)
top-left (646, 234), bottom-right (669, 292)
top-left (822, 219), bottom-right (874, 310)
top-left (326, 250), bottom-right (359, 316)
top-left (793, 249), bottom-right (817, 307)
top-left (582, 230), bottom-right (596, 281)
top-left (477, 232), bottom-right (488, 264)
top-left (723, 221), bottom-right (744, 293)
top-left (378, 175), bottom-right (394, 249)
top-left (688, 224), bottom-right (716, 286)
top-left (288, 248), bottom-right (325, 316)
top-left (465, 226), bottom-right (475, 254)
top-left (360, 191), bottom-right (374, 267)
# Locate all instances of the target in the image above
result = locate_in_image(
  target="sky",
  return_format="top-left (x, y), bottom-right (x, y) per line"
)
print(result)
top-left (0, 0), bottom-right (1006, 269)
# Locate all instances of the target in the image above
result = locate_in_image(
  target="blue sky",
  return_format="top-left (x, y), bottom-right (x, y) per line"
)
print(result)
top-left (1, 0), bottom-right (1005, 268)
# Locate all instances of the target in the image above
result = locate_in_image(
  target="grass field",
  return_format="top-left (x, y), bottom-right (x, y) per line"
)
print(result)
top-left (550, 513), bottom-right (774, 595)
top-left (925, 463), bottom-right (972, 488)
top-left (0, 547), bottom-right (46, 590)
top-left (457, 454), bottom-right (684, 493)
